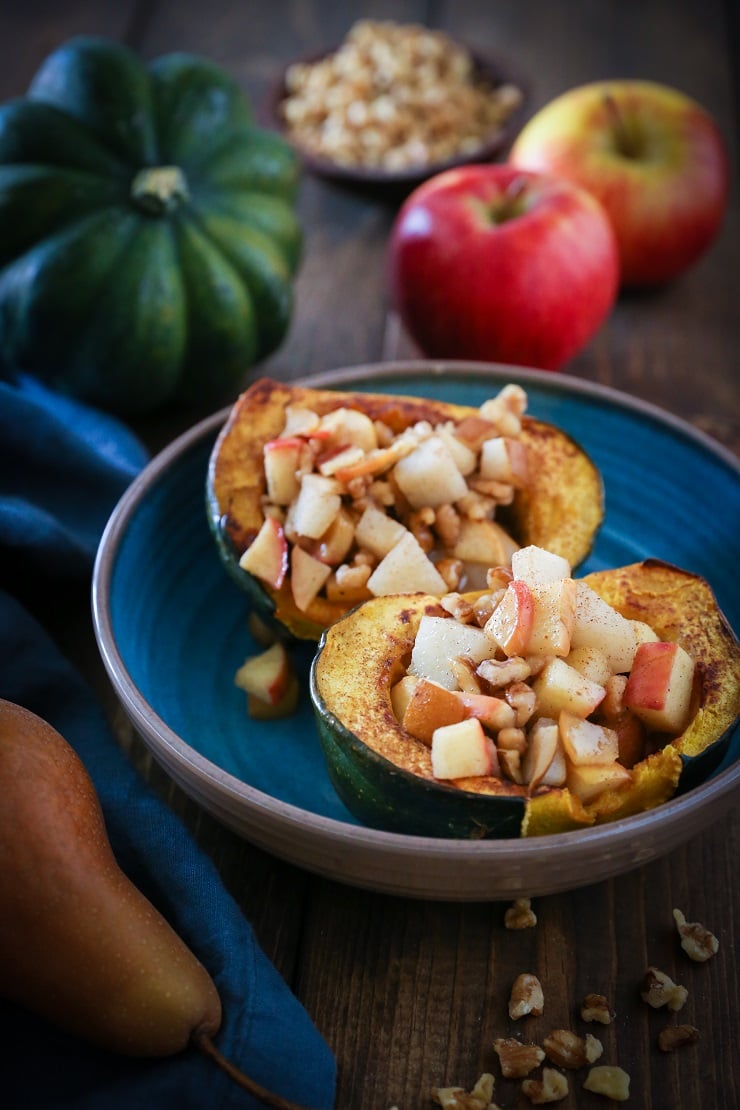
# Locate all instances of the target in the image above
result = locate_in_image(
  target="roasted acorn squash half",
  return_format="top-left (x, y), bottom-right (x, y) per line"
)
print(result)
top-left (207, 376), bottom-right (603, 640)
top-left (309, 560), bottom-right (740, 839)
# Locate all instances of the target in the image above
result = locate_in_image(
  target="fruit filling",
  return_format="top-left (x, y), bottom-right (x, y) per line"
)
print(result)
top-left (390, 545), bottom-right (697, 803)
top-left (240, 384), bottom-right (532, 612)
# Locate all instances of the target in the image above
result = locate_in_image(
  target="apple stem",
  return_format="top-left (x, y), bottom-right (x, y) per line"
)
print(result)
top-left (192, 1029), bottom-right (314, 1109)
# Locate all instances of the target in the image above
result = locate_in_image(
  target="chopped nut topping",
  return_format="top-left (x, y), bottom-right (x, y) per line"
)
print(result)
top-left (477, 656), bottom-right (532, 688)
top-left (492, 1037), bottom-right (545, 1078)
top-left (509, 973), bottom-right (544, 1019)
top-left (504, 897), bottom-right (537, 930)
top-left (521, 1067), bottom-right (569, 1104)
top-left (657, 1024), bottom-right (700, 1052)
top-left (583, 1065), bottom-right (631, 1101)
top-left (673, 908), bottom-right (719, 961)
top-left (431, 1072), bottom-right (500, 1109)
top-left (543, 1029), bottom-right (603, 1069)
top-left (580, 993), bottom-right (614, 1024)
top-left (640, 967), bottom-right (688, 1012)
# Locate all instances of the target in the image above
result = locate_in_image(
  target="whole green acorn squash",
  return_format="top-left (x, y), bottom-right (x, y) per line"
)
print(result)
top-left (0, 37), bottom-right (302, 414)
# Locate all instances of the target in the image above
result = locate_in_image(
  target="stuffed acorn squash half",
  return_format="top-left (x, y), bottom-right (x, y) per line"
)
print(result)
top-left (310, 550), bottom-right (740, 839)
top-left (207, 377), bottom-right (603, 640)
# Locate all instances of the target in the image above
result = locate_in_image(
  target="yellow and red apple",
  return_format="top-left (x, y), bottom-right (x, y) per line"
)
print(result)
top-left (509, 80), bottom-right (729, 286)
top-left (387, 164), bottom-right (619, 371)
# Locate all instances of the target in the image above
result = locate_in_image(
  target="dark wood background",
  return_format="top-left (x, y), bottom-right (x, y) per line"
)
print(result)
top-left (1, 2), bottom-right (737, 1108)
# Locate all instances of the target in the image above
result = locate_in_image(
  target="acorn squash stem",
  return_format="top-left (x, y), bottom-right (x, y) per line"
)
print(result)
top-left (131, 165), bottom-right (190, 215)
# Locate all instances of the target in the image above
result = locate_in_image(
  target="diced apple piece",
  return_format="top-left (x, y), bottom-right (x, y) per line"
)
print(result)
top-left (566, 645), bottom-right (612, 686)
top-left (289, 545), bottom-right (332, 611)
top-left (390, 674), bottom-right (419, 722)
top-left (234, 641), bottom-right (292, 706)
top-left (431, 718), bottom-right (497, 780)
top-left (526, 577), bottom-right (577, 657)
top-left (318, 406), bottom-right (378, 452)
top-left (248, 671), bottom-right (300, 720)
top-left (401, 678), bottom-right (467, 744)
top-left (355, 504), bottom-right (408, 558)
top-left (317, 444), bottom-right (365, 476)
top-left (393, 435), bottom-right (468, 508)
top-left (522, 718), bottom-right (561, 789)
top-left (566, 761), bottom-right (633, 804)
top-left (263, 436), bottom-right (303, 505)
top-left (409, 614), bottom-right (498, 691)
top-left (366, 532), bottom-right (448, 597)
top-left (485, 579), bottom-right (534, 657)
top-left (511, 545), bottom-right (571, 591)
top-left (282, 403), bottom-right (321, 437)
top-left (238, 516), bottom-right (288, 589)
top-left (452, 518), bottom-right (511, 567)
top-left (312, 507), bottom-right (355, 566)
top-left (532, 658), bottom-right (606, 718)
top-left (559, 711), bottom-right (619, 765)
top-left (324, 572), bottom-right (372, 605)
top-left (571, 583), bottom-right (638, 674)
top-left (436, 425), bottom-right (478, 475)
top-left (458, 692), bottom-right (516, 731)
top-left (623, 641), bottom-right (695, 734)
top-left (334, 439), bottom-right (414, 482)
top-left (631, 620), bottom-right (661, 647)
top-left (291, 473), bottom-right (342, 540)
top-left (479, 436), bottom-right (529, 487)
top-left (453, 414), bottom-right (498, 452)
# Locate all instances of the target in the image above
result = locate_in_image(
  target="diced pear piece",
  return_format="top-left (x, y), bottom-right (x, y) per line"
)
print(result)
top-left (312, 508), bottom-right (355, 566)
top-left (452, 518), bottom-right (512, 567)
top-left (532, 658), bottom-right (606, 718)
top-left (390, 675), bottom-right (419, 722)
top-left (401, 679), bottom-right (467, 744)
top-left (522, 718), bottom-right (563, 789)
top-left (290, 545), bottom-right (332, 611)
top-left (355, 504), bottom-right (408, 558)
top-left (431, 719), bottom-right (498, 779)
top-left (263, 436), bottom-right (303, 504)
top-left (479, 436), bottom-right (529, 487)
top-left (571, 582), bottom-right (638, 674)
top-left (631, 620), bottom-right (661, 647)
top-left (623, 641), bottom-right (695, 734)
top-left (511, 544), bottom-right (571, 591)
top-left (565, 645), bottom-right (612, 686)
top-left (393, 435), bottom-right (468, 508)
top-left (291, 473), bottom-right (342, 539)
top-left (527, 577), bottom-right (577, 657)
top-left (366, 533), bottom-right (447, 597)
top-left (559, 711), bottom-right (619, 764)
top-left (318, 406), bottom-right (378, 452)
top-left (436, 425), bottom-right (478, 475)
top-left (409, 615), bottom-right (498, 691)
top-left (566, 761), bottom-right (633, 803)
top-left (458, 693), bottom-right (516, 731)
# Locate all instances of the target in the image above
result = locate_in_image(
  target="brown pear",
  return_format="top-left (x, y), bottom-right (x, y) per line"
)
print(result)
top-left (0, 698), bottom-right (222, 1057)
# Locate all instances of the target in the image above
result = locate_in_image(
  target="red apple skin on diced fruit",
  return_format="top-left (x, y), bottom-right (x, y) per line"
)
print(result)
top-left (235, 641), bottom-right (292, 706)
top-left (239, 516), bottom-right (288, 589)
top-left (486, 579), bottom-right (534, 657)
top-left (431, 718), bottom-right (498, 780)
top-left (402, 679), bottom-right (467, 744)
top-left (248, 672), bottom-right (300, 720)
top-left (458, 692), bottom-right (516, 731)
top-left (623, 640), bottom-right (695, 734)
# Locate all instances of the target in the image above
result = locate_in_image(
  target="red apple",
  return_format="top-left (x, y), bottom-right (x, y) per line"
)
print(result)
top-left (387, 164), bottom-right (619, 371)
top-left (509, 80), bottom-right (729, 286)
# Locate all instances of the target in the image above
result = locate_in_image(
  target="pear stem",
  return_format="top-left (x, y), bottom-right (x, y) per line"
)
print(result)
top-left (192, 1029), bottom-right (316, 1110)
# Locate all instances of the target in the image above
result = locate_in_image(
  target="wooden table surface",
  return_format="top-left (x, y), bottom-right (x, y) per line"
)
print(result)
top-left (3, 2), bottom-right (738, 1108)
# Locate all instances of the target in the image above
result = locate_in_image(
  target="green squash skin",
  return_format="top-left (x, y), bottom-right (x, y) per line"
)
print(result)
top-left (309, 647), bottom-right (527, 840)
top-left (0, 36), bottom-right (302, 415)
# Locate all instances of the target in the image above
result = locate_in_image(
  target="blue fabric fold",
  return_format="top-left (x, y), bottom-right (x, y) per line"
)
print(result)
top-left (0, 376), bottom-right (336, 1109)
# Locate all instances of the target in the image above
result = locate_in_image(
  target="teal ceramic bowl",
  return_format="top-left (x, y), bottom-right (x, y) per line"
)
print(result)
top-left (92, 362), bottom-right (740, 899)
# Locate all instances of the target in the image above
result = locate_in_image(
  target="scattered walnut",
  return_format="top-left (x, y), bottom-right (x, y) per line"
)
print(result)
top-left (543, 1029), bottom-right (603, 1069)
top-left (521, 1067), bottom-right (569, 1104)
top-left (657, 1024), bottom-right (700, 1052)
top-left (583, 1065), bottom-right (631, 1101)
top-left (640, 967), bottom-right (688, 1012)
top-left (431, 1072), bottom-right (500, 1109)
top-left (509, 973), bottom-right (544, 1019)
top-left (492, 1037), bottom-right (545, 1078)
top-left (504, 897), bottom-right (537, 930)
top-left (673, 908), bottom-right (719, 962)
top-left (580, 993), bottom-right (614, 1025)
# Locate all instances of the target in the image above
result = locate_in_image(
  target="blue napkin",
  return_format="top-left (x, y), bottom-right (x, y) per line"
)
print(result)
top-left (0, 375), bottom-right (336, 1109)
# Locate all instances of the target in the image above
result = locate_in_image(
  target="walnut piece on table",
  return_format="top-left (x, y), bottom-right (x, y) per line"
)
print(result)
top-left (492, 1037), bottom-right (545, 1078)
top-left (658, 1024), bottom-right (701, 1052)
top-left (431, 1072), bottom-right (500, 1109)
top-left (504, 897), bottom-right (538, 929)
top-left (521, 1067), bottom-right (570, 1104)
top-left (580, 992), bottom-right (615, 1024)
top-left (543, 1029), bottom-right (603, 1068)
top-left (509, 973), bottom-right (544, 1019)
top-left (640, 967), bottom-right (688, 1011)
top-left (673, 908), bottom-right (719, 962)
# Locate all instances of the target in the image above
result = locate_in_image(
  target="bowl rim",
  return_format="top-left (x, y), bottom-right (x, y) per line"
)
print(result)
top-left (92, 360), bottom-right (740, 894)
top-left (261, 39), bottom-right (532, 187)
